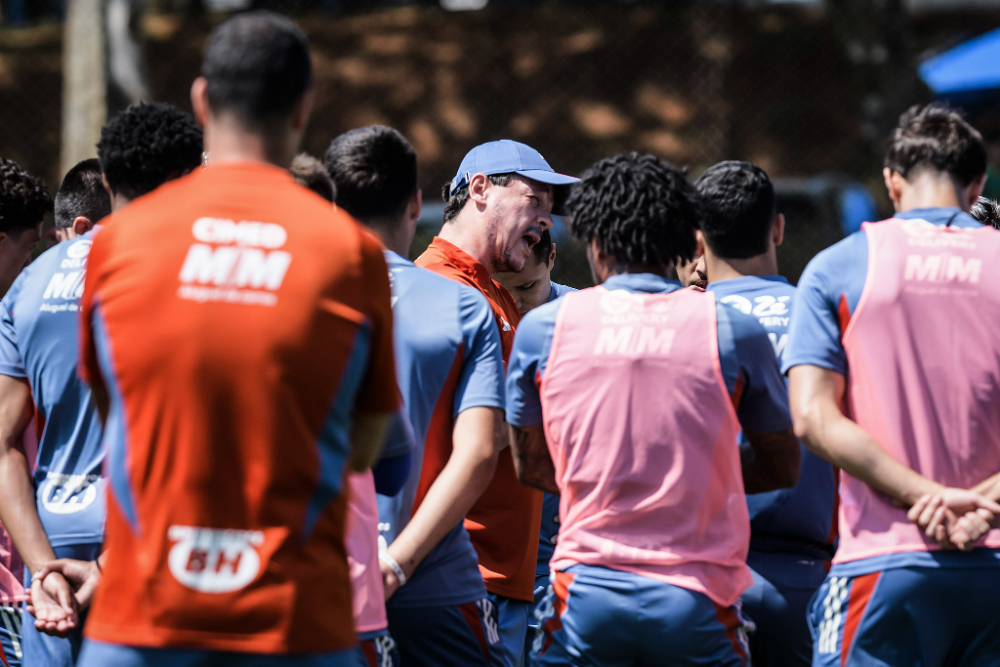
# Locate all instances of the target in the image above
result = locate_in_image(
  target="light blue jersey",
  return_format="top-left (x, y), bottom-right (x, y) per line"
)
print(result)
top-left (0, 232), bottom-right (104, 547)
top-left (378, 251), bottom-right (506, 609)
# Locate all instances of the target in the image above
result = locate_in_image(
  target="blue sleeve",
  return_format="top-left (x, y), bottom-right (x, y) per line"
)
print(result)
top-left (373, 451), bottom-right (412, 497)
top-left (453, 286), bottom-right (505, 416)
top-left (718, 304), bottom-right (792, 433)
top-left (505, 299), bottom-right (560, 427)
top-left (0, 277), bottom-right (26, 379)
top-left (782, 232), bottom-right (868, 376)
top-left (380, 409), bottom-right (415, 459)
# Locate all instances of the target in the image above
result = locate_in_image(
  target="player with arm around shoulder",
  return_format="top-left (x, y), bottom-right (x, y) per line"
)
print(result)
top-left (506, 152), bottom-right (799, 667)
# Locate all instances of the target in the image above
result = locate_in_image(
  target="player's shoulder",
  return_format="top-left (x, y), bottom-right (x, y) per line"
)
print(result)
top-left (716, 296), bottom-right (772, 347)
top-left (801, 230), bottom-right (868, 289)
top-left (515, 296), bottom-right (562, 348)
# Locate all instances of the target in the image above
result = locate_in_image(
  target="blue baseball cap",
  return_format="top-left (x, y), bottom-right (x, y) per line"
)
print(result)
top-left (447, 140), bottom-right (580, 215)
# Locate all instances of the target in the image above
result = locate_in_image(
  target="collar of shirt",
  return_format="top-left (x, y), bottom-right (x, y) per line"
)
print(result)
top-left (384, 249), bottom-right (413, 268)
top-left (707, 274), bottom-right (790, 291)
top-left (602, 273), bottom-right (683, 295)
top-left (895, 206), bottom-right (982, 229)
top-left (426, 237), bottom-right (494, 292)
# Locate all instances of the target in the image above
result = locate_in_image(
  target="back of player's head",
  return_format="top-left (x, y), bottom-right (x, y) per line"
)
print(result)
top-left (971, 196), bottom-right (1000, 230)
top-left (203, 11), bottom-right (312, 131)
top-left (290, 153), bottom-right (335, 203)
top-left (98, 102), bottom-right (204, 201)
top-left (55, 158), bottom-right (111, 229)
top-left (324, 126), bottom-right (418, 225)
top-left (0, 157), bottom-right (52, 235)
top-left (884, 104), bottom-right (987, 187)
top-left (530, 228), bottom-right (554, 265)
top-left (565, 152), bottom-right (699, 268)
top-left (695, 160), bottom-right (775, 259)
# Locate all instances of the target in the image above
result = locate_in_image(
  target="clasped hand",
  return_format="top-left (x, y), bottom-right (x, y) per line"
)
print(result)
top-left (908, 489), bottom-right (1000, 551)
top-left (25, 558), bottom-right (102, 638)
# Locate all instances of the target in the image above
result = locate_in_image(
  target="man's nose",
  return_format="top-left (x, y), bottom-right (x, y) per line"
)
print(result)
top-left (538, 211), bottom-right (554, 231)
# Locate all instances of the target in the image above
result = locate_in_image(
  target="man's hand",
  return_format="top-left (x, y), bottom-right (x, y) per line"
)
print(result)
top-left (908, 490), bottom-right (1000, 550)
top-left (33, 558), bottom-right (102, 609)
top-left (27, 572), bottom-right (78, 637)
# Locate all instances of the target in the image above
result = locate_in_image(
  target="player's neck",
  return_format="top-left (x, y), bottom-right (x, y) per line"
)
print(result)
top-left (706, 248), bottom-right (777, 282)
top-left (894, 171), bottom-right (970, 213)
top-left (203, 115), bottom-right (298, 169)
top-left (437, 216), bottom-right (496, 275)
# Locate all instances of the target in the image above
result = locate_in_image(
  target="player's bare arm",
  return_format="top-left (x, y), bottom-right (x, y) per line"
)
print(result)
top-left (381, 406), bottom-right (501, 599)
top-left (509, 423), bottom-right (558, 495)
top-left (0, 374), bottom-right (79, 634)
top-left (741, 427), bottom-right (800, 493)
top-left (789, 364), bottom-right (1000, 549)
top-left (349, 412), bottom-right (393, 472)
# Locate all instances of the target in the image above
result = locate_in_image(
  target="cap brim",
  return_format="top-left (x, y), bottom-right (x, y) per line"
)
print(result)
top-left (514, 169), bottom-right (580, 216)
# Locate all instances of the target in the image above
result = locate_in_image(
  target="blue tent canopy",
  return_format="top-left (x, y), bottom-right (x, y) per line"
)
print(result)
top-left (920, 27), bottom-right (1000, 96)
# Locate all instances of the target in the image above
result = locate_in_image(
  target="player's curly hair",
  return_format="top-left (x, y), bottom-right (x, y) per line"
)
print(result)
top-left (97, 102), bottom-right (204, 201)
top-left (971, 196), bottom-right (1000, 231)
top-left (565, 152), bottom-right (699, 268)
top-left (884, 103), bottom-right (986, 187)
top-left (0, 157), bottom-right (52, 235)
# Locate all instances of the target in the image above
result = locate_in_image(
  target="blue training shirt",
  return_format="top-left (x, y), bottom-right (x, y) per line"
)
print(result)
top-left (785, 206), bottom-right (1000, 575)
top-left (507, 272), bottom-right (791, 434)
top-left (710, 275), bottom-right (836, 556)
top-left (377, 251), bottom-right (506, 608)
top-left (536, 281), bottom-right (575, 578)
top-left (0, 232), bottom-right (105, 547)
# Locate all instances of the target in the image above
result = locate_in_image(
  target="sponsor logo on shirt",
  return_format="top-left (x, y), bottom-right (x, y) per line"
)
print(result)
top-left (904, 253), bottom-right (982, 284)
top-left (38, 473), bottom-right (100, 514)
top-left (177, 218), bottom-right (292, 307)
top-left (167, 525), bottom-right (265, 593)
top-left (40, 240), bottom-right (93, 310)
top-left (718, 294), bottom-right (791, 359)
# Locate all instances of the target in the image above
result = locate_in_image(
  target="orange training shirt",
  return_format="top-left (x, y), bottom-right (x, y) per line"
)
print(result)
top-left (416, 236), bottom-right (542, 601)
top-left (79, 162), bottom-right (399, 654)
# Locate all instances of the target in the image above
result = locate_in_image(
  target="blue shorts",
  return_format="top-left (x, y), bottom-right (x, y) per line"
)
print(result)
top-left (0, 604), bottom-right (22, 667)
top-left (357, 628), bottom-right (399, 667)
top-left (810, 566), bottom-right (1000, 666)
top-left (742, 549), bottom-right (827, 667)
top-left (525, 574), bottom-right (549, 667)
top-left (533, 564), bottom-right (751, 667)
top-left (22, 542), bottom-right (101, 667)
top-left (386, 597), bottom-right (507, 666)
top-left (489, 592), bottom-right (531, 667)
top-left (77, 640), bottom-right (365, 667)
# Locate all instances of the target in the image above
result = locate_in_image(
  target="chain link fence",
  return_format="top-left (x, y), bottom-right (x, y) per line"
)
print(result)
top-left (0, 1), bottom-right (998, 286)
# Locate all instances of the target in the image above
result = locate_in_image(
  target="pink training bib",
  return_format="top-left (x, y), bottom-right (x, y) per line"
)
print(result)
top-left (345, 470), bottom-right (388, 634)
top-left (541, 286), bottom-right (752, 607)
top-left (837, 218), bottom-right (1000, 564)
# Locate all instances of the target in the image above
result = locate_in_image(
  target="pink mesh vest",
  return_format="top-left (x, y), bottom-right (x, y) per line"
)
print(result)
top-left (345, 471), bottom-right (387, 634)
top-left (542, 286), bottom-right (752, 606)
top-left (837, 218), bottom-right (1000, 564)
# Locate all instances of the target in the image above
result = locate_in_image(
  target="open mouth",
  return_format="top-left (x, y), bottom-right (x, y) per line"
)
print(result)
top-left (523, 231), bottom-right (540, 249)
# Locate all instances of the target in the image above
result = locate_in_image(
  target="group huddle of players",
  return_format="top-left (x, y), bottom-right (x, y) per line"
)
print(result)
top-left (0, 9), bottom-right (996, 667)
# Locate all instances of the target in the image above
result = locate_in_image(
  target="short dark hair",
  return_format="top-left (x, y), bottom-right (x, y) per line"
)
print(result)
top-left (565, 152), bottom-right (699, 268)
top-left (203, 11), bottom-right (312, 130)
top-left (55, 159), bottom-right (111, 229)
top-left (694, 160), bottom-right (776, 259)
top-left (98, 102), bottom-right (204, 201)
top-left (324, 126), bottom-right (417, 224)
top-left (884, 104), bottom-right (987, 187)
top-left (971, 196), bottom-right (1000, 230)
top-left (290, 153), bottom-right (335, 203)
top-left (441, 173), bottom-right (512, 223)
top-left (530, 228), bottom-right (554, 265)
top-left (0, 157), bottom-right (52, 236)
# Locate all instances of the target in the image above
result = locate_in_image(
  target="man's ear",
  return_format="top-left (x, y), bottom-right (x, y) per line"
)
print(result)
top-left (965, 173), bottom-right (988, 211)
top-left (548, 243), bottom-right (557, 269)
top-left (72, 216), bottom-right (95, 237)
top-left (468, 173), bottom-right (490, 207)
top-left (883, 167), bottom-right (905, 207)
top-left (772, 213), bottom-right (785, 247)
top-left (190, 77), bottom-right (210, 127)
top-left (408, 188), bottom-right (423, 223)
top-left (291, 88), bottom-right (315, 134)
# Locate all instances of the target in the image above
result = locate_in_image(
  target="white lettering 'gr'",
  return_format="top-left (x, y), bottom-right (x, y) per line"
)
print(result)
top-left (39, 474), bottom-right (100, 514)
top-left (167, 526), bottom-right (265, 593)
top-left (179, 244), bottom-right (292, 291)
